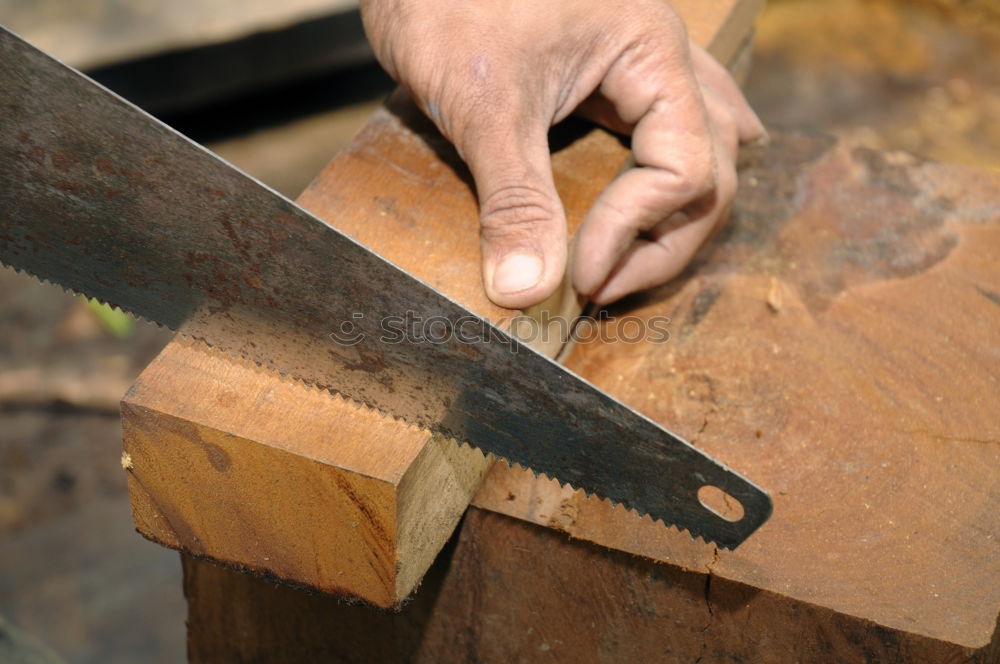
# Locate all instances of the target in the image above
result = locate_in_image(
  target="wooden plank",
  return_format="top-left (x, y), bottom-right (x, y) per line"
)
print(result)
top-left (121, 0), bottom-right (1000, 651)
top-left (182, 508), bottom-right (1000, 663)
top-left (473, 134), bottom-right (1000, 649)
top-left (179, 133), bottom-right (1000, 656)
top-left (123, 0), bottom-right (760, 609)
top-left (123, 338), bottom-right (485, 607)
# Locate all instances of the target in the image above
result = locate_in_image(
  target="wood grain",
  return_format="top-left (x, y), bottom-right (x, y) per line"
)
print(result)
top-left (123, 338), bottom-right (485, 607)
top-left (183, 508), bottom-right (1000, 663)
top-left (124, 0), bottom-right (761, 609)
top-left (473, 134), bottom-right (1000, 649)
top-left (178, 135), bottom-right (1000, 657)
top-left (125, 0), bottom-right (1000, 653)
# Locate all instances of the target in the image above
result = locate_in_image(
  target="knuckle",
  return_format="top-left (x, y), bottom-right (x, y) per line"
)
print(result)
top-left (655, 153), bottom-right (717, 203)
top-left (685, 159), bottom-right (734, 220)
top-left (479, 183), bottom-right (556, 240)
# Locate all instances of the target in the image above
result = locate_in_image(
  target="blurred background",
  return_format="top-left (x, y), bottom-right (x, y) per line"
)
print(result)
top-left (0, 0), bottom-right (997, 661)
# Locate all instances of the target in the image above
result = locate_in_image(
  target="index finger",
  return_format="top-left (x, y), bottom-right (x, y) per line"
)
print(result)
top-left (573, 26), bottom-right (718, 297)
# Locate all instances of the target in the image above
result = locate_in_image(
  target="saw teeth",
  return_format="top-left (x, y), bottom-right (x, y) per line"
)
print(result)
top-left (1, 259), bottom-right (167, 330)
top-left (0, 259), bottom-right (732, 550)
top-left (468, 445), bottom-right (716, 547)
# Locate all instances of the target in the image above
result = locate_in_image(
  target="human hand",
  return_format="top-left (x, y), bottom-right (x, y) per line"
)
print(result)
top-left (360, 0), bottom-right (765, 308)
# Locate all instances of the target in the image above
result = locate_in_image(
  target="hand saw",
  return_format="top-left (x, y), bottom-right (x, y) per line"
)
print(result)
top-left (0, 26), bottom-right (771, 549)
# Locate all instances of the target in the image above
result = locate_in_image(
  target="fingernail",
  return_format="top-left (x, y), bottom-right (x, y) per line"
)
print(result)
top-left (493, 252), bottom-right (544, 294)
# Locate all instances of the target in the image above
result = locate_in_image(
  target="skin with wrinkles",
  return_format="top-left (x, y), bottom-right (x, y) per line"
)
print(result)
top-left (360, 0), bottom-right (765, 308)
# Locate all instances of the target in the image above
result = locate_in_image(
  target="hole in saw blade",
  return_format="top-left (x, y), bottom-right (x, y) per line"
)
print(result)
top-left (697, 485), bottom-right (745, 523)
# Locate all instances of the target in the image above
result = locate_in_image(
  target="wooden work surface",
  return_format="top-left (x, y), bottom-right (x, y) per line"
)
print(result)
top-left (297, 100), bottom-right (1000, 650)
top-left (183, 506), bottom-right (999, 663)
top-left (474, 134), bottom-right (1000, 650)
top-left (116, 0), bottom-right (999, 656)
top-left (123, 0), bottom-right (769, 615)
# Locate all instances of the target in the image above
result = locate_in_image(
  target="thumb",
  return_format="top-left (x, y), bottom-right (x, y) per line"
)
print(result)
top-left (459, 116), bottom-right (567, 310)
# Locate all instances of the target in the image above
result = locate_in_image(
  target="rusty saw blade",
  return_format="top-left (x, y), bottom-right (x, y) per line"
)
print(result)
top-left (0, 26), bottom-right (771, 548)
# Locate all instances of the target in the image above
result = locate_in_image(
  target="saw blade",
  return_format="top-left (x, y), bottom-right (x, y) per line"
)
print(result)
top-left (0, 26), bottom-right (771, 548)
